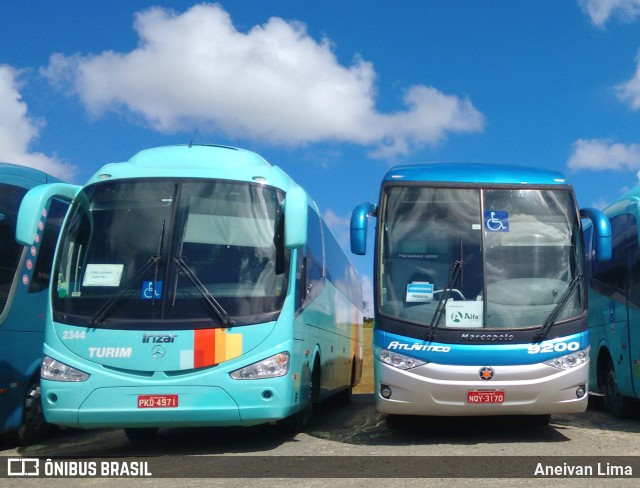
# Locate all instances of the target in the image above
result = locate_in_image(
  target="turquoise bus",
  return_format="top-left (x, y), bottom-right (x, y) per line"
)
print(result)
top-left (1, 163), bottom-right (68, 444)
top-left (15, 144), bottom-right (363, 441)
top-left (583, 185), bottom-right (640, 417)
top-left (351, 163), bottom-right (611, 426)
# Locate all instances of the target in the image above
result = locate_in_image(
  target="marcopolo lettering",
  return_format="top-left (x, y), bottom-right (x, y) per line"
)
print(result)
top-left (460, 333), bottom-right (515, 342)
top-left (387, 341), bottom-right (451, 352)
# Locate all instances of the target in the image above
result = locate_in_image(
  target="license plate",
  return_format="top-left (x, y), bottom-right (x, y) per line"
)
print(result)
top-left (467, 390), bottom-right (504, 404)
top-left (137, 394), bottom-right (179, 408)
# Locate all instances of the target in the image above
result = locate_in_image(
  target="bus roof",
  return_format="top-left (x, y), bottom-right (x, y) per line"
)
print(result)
top-left (0, 162), bottom-right (63, 186)
top-left (87, 144), bottom-right (298, 191)
top-left (383, 163), bottom-right (568, 186)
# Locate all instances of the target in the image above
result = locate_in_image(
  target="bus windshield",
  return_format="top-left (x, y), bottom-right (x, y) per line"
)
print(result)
top-left (379, 186), bottom-right (583, 329)
top-left (53, 178), bottom-right (289, 329)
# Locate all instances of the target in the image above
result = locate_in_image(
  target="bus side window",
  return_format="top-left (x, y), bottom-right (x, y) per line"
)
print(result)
top-left (626, 217), bottom-right (640, 307)
top-left (300, 209), bottom-right (324, 307)
top-left (29, 199), bottom-right (69, 293)
top-left (592, 214), bottom-right (631, 294)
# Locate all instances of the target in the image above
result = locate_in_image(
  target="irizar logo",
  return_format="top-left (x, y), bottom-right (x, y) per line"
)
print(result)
top-left (142, 333), bottom-right (177, 343)
top-left (387, 341), bottom-right (451, 352)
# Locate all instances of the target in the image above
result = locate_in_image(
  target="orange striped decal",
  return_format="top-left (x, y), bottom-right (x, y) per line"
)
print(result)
top-left (193, 328), bottom-right (243, 367)
top-left (194, 328), bottom-right (216, 368)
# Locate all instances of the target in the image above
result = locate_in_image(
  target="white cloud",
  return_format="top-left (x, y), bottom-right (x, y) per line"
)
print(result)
top-left (0, 65), bottom-right (76, 180)
top-left (567, 138), bottom-right (640, 170)
top-left (579, 0), bottom-right (640, 27)
top-left (616, 51), bottom-right (640, 109)
top-left (41, 4), bottom-right (484, 158)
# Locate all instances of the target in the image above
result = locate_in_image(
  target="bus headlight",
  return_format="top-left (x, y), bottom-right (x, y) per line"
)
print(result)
top-left (41, 355), bottom-right (89, 382)
top-left (375, 346), bottom-right (427, 370)
top-left (544, 346), bottom-right (590, 370)
top-left (230, 352), bottom-right (290, 380)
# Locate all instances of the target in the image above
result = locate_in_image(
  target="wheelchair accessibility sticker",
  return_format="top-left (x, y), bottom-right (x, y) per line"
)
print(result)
top-left (141, 281), bottom-right (163, 299)
top-left (484, 210), bottom-right (509, 232)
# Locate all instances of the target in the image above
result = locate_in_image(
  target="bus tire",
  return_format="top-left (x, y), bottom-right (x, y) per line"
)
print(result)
top-left (601, 358), bottom-right (633, 418)
top-left (334, 359), bottom-right (356, 406)
top-left (124, 427), bottom-right (159, 442)
top-left (279, 356), bottom-right (320, 433)
top-left (18, 381), bottom-right (50, 446)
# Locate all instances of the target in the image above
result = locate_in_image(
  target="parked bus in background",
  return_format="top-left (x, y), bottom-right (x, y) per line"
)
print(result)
top-left (351, 163), bottom-right (611, 426)
top-left (1, 163), bottom-right (68, 445)
top-left (15, 144), bottom-right (363, 441)
top-left (583, 185), bottom-right (640, 417)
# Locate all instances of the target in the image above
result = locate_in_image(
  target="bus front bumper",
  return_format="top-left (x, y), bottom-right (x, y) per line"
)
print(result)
top-left (374, 360), bottom-right (589, 416)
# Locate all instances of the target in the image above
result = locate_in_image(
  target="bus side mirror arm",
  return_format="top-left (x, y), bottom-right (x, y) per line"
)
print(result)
top-left (16, 183), bottom-right (81, 246)
top-left (580, 207), bottom-right (612, 262)
top-left (351, 203), bottom-right (377, 255)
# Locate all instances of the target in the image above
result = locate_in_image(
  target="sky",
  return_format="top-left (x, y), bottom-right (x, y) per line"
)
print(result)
top-left (3, 0), bottom-right (640, 316)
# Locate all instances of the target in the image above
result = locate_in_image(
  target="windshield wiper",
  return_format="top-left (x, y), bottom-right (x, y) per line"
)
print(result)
top-left (90, 256), bottom-right (160, 326)
top-left (536, 275), bottom-right (583, 341)
top-left (173, 256), bottom-right (235, 326)
top-left (427, 260), bottom-right (463, 341)
top-left (90, 220), bottom-right (166, 327)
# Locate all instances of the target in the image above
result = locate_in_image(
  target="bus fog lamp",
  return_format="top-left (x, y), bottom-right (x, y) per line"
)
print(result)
top-left (380, 385), bottom-right (392, 399)
top-left (576, 385), bottom-right (586, 398)
top-left (41, 355), bottom-right (89, 382)
top-left (230, 352), bottom-right (290, 380)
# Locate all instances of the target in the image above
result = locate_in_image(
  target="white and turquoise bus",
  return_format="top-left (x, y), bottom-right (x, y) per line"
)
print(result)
top-left (351, 163), bottom-right (611, 426)
top-left (1, 163), bottom-right (68, 444)
top-left (584, 185), bottom-right (640, 417)
top-left (15, 144), bottom-right (363, 441)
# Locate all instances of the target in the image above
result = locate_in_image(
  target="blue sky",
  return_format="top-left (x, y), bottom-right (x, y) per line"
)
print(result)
top-left (3, 0), bottom-right (640, 315)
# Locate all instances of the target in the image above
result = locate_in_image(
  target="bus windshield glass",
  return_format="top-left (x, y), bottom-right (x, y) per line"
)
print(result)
top-left (0, 184), bottom-right (28, 315)
top-left (53, 178), bottom-right (289, 329)
top-left (379, 186), bottom-right (582, 329)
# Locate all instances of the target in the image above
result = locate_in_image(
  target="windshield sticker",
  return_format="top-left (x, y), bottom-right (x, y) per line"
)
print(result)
top-left (406, 282), bottom-right (434, 302)
top-left (484, 210), bottom-right (509, 232)
top-left (141, 280), bottom-right (163, 299)
top-left (82, 264), bottom-right (124, 287)
top-left (446, 301), bottom-right (484, 328)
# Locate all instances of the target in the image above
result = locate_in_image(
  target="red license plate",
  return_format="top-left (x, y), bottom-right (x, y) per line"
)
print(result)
top-left (467, 390), bottom-right (504, 404)
top-left (137, 394), bottom-right (179, 408)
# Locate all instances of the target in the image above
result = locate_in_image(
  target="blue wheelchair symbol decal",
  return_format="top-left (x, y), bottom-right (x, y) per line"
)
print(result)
top-left (141, 281), bottom-right (163, 299)
top-left (484, 210), bottom-right (509, 232)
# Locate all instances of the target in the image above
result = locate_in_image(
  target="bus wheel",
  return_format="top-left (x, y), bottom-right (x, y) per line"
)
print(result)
top-left (18, 381), bottom-right (50, 446)
top-left (334, 360), bottom-right (356, 406)
top-left (279, 357), bottom-right (320, 433)
top-left (124, 428), bottom-right (159, 442)
top-left (601, 359), bottom-right (633, 418)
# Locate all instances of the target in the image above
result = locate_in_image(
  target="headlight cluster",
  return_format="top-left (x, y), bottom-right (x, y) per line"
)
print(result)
top-left (229, 352), bottom-right (290, 380)
top-left (375, 346), bottom-right (426, 370)
top-left (41, 355), bottom-right (90, 382)
top-left (544, 346), bottom-right (590, 370)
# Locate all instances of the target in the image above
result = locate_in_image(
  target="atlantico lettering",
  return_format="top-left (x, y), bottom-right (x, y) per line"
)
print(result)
top-left (387, 341), bottom-right (451, 352)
